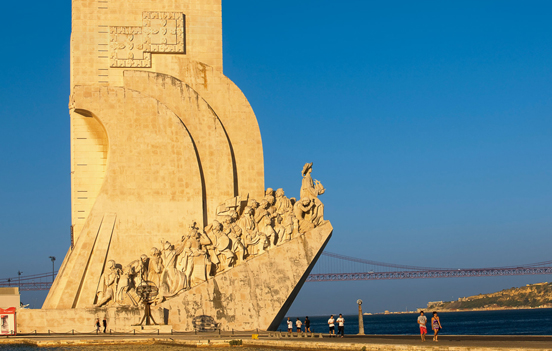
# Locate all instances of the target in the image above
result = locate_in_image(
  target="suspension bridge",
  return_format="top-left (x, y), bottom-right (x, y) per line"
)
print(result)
top-left (2, 252), bottom-right (552, 291)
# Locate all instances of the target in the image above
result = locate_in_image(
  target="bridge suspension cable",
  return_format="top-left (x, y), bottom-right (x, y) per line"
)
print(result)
top-left (2, 252), bottom-right (552, 290)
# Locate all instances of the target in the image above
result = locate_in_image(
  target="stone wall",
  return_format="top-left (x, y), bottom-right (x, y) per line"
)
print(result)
top-left (17, 306), bottom-right (165, 334)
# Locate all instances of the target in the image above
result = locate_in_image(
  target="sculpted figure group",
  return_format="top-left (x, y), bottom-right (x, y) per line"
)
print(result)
top-left (95, 163), bottom-right (326, 307)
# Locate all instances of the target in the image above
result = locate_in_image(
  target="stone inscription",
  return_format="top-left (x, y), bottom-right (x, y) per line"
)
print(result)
top-left (110, 12), bottom-right (185, 68)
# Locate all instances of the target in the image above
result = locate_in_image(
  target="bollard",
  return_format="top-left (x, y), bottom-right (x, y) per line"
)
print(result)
top-left (110, 329), bottom-right (112, 334)
top-left (171, 329), bottom-right (173, 335)
top-left (133, 329), bottom-right (135, 335)
top-left (232, 328), bottom-right (234, 335)
top-left (72, 329), bottom-right (74, 335)
top-left (48, 330), bottom-right (50, 335)
top-left (157, 329), bottom-right (160, 335)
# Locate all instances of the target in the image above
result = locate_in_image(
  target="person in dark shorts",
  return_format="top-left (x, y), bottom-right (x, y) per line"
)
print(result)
top-left (296, 317), bottom-right (303, 333)
top-left (305, 316), bottom-right (311, 333)
top-left (336, 314), bottom-right (345, 337)
top-left (417, 311), bottom-right (427, 342)
top-left (432, 311), bottom-right (442, 342)
top-left (328, 315), bottom-right (335, 337)
top-left (102, 317), bottom-right (107, 333)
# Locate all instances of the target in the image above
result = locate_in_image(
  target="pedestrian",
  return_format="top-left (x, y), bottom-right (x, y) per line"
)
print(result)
top-left (95, 318), bottom-right (101, 333)
top-left (417, 311), bottom-right (427, 342)
top-left (305, 316), bottom-right (311, 333)
top-left (328, 314), bottom-right (335, 337)
top-left (431, 311), bottom-right (442, 342)
top-left (336, 314), bottom-right (345, 337)
top-left (102, 316), bottom-right (107, 333)
top-left (287, 317), bottom-right (293, 333)
top-left (296, 317), bottom-right (303, 333)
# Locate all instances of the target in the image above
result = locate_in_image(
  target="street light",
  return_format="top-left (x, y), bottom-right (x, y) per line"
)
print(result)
top-left (18, 271), bottom-right (23, 290)
top-left (357, 299), bottom-right (365, 335)
top-left (49, 256), bottom-right (56, 282)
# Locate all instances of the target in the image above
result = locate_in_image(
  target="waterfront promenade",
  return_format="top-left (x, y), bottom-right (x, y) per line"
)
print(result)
top-left (2, 332), bottom-right (551, 350)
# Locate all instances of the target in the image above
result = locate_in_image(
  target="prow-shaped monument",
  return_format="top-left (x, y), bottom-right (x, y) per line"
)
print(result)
top-left (18, 0), bottom-right (332, 333)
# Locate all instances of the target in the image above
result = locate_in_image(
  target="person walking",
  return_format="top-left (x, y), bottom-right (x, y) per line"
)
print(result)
top-left (95, 318), bottom-right (101, 333)
top-left (336, 314), bottom-right (345, 337)
top-left (296, 317), bottom-right (303, 333)
top-left (417, 311), bottom-right (427, 342)
top-left (287, 317), bottom-right (293, 333)
top-left (432, 311), bottom-right (442, 342)
top-left (328, 314), bottom-right (336, 337)
top-left (102, 316), bottom-right (107, 333)
top-left (305, 316), bottom-right (311, 333)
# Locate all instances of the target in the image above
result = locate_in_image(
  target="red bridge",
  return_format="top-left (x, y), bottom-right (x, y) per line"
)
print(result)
top-left (2, 252), bottom-right (552, 291)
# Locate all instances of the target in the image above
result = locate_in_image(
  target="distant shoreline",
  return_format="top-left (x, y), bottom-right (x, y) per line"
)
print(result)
top-left (369, 306), bottom-right (552, 315)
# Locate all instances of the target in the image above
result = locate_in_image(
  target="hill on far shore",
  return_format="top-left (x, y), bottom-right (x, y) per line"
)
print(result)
top-left (427, 282), bottom-right (552, 311)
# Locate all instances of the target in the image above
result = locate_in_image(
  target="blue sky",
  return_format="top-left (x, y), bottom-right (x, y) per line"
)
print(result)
top-left (1, 0), bottom-right (551, 314)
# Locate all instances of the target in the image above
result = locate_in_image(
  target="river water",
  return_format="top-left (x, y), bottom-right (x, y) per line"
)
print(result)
top-left (0, 309), bottom-right (550, 350)
top-left (280, 308), bottom-right (552, 335)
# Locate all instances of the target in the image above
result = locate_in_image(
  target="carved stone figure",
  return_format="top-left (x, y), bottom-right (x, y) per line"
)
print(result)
top-left (211, 220), bottom-right (235, 272)
top-left (181, 226), bottom-right (212, 287)
top-left (264, 188), bottom-right (274, 199)
top-left (117, 268), bottom-right (136, 306)
top-left (148, 247), bottom-right (164, 288)
top-left (266, 195), bottom-right (277, 216)
top-left (238, 206), bottom-right (259, 256)
top-left (157, 240), bottom-right (187, 303)
top-left (256, 200), bottom-right (276, 248)
top-left (275, 188), bottom-right (292, 215)
top-left (300, 162), bottom-right (326, 226)
top-left (96, 260), bottom-right (120, 307)
top-left (278, 211), bottom-right (296, 244)
top-left (224, 211), bottom-right (247, 263)
top-left (294, 198), bottom-right (316, 234)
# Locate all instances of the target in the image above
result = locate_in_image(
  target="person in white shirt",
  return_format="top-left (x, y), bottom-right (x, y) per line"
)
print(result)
top-left (417, 311), bottom-right (427, 342)
top-left (296, 317), bottom-right (303, 333)
top-left (328, 315), bottom-right (335, 337)
top-left (336, 314), bottom-right (345, 337)
top-left (287, 317), bottom-right (293, 333)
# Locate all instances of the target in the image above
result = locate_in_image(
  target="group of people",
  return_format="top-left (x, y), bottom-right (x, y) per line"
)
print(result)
top-left (94, 317), bottom-right (107, 333)
top-left (95, 162), bottom-right (327, 307)
top-left (286, 316), bottom-right (312, 334)
top-left (417, 311), bottom-right (442, 342)
top-left (286, 314), bottom-right (345, 337)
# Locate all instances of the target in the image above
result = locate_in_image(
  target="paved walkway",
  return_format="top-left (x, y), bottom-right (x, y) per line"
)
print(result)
top-left (1, 332), bottom-right (551, 350)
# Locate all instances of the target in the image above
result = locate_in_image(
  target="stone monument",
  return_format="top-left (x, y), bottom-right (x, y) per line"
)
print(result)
top-left (18, 0), bottom-right (333, 333)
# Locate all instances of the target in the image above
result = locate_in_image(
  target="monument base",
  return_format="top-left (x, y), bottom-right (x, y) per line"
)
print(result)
top-left (160, 222), bottom-right (333, 331)
top-left (21, 222), bottom-right (331, 333)
top-left (17, 306), bottom-right (166, 334)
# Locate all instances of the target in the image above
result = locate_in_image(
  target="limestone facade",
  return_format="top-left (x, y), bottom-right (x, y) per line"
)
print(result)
top-left (38, 0), bottom-right (333, 332)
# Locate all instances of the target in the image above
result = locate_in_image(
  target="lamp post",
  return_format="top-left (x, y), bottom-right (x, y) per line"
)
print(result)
top-left (18, 271), bottom-right (23, 290)
top-left (357, 299), bottom-right (365, 335)
top-left (49, 256), bottom-right (56, 282)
